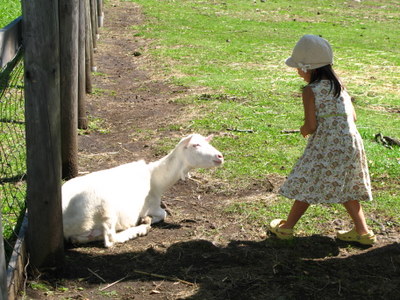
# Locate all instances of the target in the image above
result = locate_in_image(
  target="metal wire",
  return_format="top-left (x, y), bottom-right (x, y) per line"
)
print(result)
top-left (0, 49), bottom-right (26, 262)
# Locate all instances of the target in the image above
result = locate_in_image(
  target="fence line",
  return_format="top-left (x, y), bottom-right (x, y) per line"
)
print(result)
top-left (0, 47), bottom-right (25, 263)
top-left (0, 34), bottom-right (26, 299)
top-left (0, 212), bottom-right (7, 300)
top-left (0, 0), bottom-right (104, 297)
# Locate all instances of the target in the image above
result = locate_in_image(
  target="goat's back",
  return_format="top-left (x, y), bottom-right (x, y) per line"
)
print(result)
top-left (62, 160), bottom-right (151, 238)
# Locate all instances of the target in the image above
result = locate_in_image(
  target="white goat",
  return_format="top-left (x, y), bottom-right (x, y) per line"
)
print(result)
top-left (62, 134), bottom-right (224, 247)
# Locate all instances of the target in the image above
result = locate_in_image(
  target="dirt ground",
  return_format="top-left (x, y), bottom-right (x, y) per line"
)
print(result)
top-left (25, 1), bottom-right (400, 299)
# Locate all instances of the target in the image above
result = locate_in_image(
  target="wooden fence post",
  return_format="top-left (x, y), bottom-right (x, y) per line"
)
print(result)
top-left (85, 0), bottom-right (93, 93)
top-left (22, 0), bottom-right (64, 269)
top-left (97, 0), bottom-right (104, 27)
top-left (0, 214), bottom-right (7, 300)
top-left (78, 0), bottom-right (88, 129)
top-left (90, 0), bottom-right (98, 50)
top-left (60, 0), bottom-right (79, 180)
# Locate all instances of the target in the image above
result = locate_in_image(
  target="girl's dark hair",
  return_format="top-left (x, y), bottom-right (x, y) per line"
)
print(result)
top-left (309, 65), bottom-right (342, 98)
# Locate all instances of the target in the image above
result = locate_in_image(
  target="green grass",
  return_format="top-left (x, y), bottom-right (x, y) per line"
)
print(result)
top-left (78, 115), bottom-right (111, 135)
top-left (0, 0), bottom-right (21, 28)
top-left (130, 0), bottom-right (400, 230)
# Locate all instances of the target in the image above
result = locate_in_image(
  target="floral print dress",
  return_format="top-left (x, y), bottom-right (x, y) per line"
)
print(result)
top-left (279, 80), bottom-right (372, 204)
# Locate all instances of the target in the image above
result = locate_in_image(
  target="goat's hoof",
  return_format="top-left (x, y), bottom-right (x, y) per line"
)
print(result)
top-left (104, 242), bottom-right (114, 248)
top-left (142, 216), bottom-right (152, 225)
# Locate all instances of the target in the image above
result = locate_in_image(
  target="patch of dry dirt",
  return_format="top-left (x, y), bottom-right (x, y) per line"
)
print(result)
top-left (25, 1), bottom-right (400, 299)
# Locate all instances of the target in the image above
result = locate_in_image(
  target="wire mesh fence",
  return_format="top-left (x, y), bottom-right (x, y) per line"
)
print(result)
top-left (0, 48), bottom-right (26, 262)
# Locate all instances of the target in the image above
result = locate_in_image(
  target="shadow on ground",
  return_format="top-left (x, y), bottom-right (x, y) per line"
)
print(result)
top-left (29, 234), bottom-right (400, 300)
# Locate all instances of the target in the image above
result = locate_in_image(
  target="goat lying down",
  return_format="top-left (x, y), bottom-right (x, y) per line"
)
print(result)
top-left (62, 134), bottom-right (224, 247)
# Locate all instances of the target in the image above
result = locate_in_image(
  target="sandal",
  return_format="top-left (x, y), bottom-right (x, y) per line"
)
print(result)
top-left (337, 228), bottom-right (376, 245)
top-left (269, 219), bottom-right (294, 240)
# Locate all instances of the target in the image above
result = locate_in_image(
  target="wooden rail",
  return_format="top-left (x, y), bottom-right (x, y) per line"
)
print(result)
top-left (0, 17), bottom-right (22, 69)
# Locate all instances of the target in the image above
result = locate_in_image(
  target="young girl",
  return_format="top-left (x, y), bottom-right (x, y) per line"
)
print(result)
top-left (270, 34), bottom-right (376, 245)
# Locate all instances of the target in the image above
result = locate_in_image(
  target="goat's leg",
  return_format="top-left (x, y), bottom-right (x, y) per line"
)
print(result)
top-left (102, 217), bottom-right (151, 247)
top-left (141, 216), bottom-right (152, 225)
top-left (149, 207), bottom-right (167, 224)
top-left (161, 200), bottom-right (172, 216)
top-left (112, 221), bottom-right (152, 244)
top-left (102, 219), bottom-right (117, 248)
top-left (70, 228), bottom-right (103, 244)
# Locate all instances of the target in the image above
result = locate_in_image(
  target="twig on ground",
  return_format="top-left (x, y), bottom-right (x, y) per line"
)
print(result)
top-left (370, 217), bottom-right (385, 231)
top-left (78, 171), bottom-right (90, 175)
top-left (120, 144), bottom-right (135, 154)
top-left (391, 256), bottom-right (397, 272)
top-left (23, 254), bottom-right (30, 296)
top-left (227, 128), bottom-right (254, 133)
top-left (161, 200), bottom-right (172, 216)
top-left (88, 268), bottom-right (106, 283)
top-left (337, 279), bottom-right (342, 297)
top-left (133, 270), bottom-right (195, 286)
top-left (99, 275), bottom-right (129, 291)
top-left (82, 151), bottom-right (119, 157)
top-left (281, 129), bottom-right (300, 134)
top-left (188, 176), bottom-right (203, 185)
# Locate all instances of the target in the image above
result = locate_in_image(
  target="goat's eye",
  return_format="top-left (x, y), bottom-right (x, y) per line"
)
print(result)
top-left (192, 144), bottom-right (201, 148)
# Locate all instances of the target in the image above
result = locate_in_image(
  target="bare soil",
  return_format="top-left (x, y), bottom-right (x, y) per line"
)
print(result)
top-left (25, 1), bottom-right (400, 299)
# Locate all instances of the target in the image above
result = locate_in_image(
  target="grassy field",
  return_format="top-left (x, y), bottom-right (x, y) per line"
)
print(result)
top-left (0, 0), bottom-right (398, 239)
top-left (130, 0), bottom-right (400, 232)
top-left (0, 0), bottom-right (21, 28)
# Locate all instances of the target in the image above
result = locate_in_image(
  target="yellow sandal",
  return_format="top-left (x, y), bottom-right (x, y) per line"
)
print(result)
top-left (269, 219), bottom-right (294, 240)
top-left (337, 228), bottom-right (376, 245)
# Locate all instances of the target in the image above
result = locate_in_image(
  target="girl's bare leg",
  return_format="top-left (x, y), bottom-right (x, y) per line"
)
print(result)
top-left (342, 200), bottom-right (370, 235)
top-left (280, 200), bottom-right (310, 229)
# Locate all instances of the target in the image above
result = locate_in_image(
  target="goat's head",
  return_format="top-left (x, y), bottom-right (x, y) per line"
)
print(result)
top-left (178, 134), bottom-right (224, 168)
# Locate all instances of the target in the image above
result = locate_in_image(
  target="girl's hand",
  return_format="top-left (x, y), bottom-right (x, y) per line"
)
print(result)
top-left (300, 125), bottom-right (309, 138)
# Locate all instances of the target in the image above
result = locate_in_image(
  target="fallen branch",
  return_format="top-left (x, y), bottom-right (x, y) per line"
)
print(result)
top-left (370, 217), bottom-right (385, 231)
top-left (227, 128), bottom-right (254, 133)
top-left (281, 129), bottom-right (300, 134)
top-left (23, 254), bottom-right (30, 297)
top-left (133, 270), bottom-right (195, 286)
top-left (88, 268), bottom-right (106, 283)
top-left (99, 275), bottom-right (129, 291)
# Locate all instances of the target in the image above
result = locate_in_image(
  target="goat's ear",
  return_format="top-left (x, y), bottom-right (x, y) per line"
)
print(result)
top-left (205, 134), bottom-right (214, 142)
top-left (179, 134), bottom-right (194, 148)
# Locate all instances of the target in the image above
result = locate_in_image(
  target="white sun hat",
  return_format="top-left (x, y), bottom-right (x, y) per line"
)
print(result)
top-left (285, 34), bottom-right (333, 72)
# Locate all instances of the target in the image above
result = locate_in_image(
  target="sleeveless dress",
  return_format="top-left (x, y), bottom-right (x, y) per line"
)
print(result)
top-left (279, 80), bottom-right (372, 204)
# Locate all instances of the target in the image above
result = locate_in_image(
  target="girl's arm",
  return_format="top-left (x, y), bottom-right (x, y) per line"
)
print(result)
top-left (300, 85), bottom-right (317, 137)
top-left (350, 100), bottom-right (357, 122)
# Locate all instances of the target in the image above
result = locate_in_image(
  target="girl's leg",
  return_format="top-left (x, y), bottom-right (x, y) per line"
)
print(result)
top-left (280, 200), bottom-right (310, 229)
top-left (342, 200), bottom-right (370, 235)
